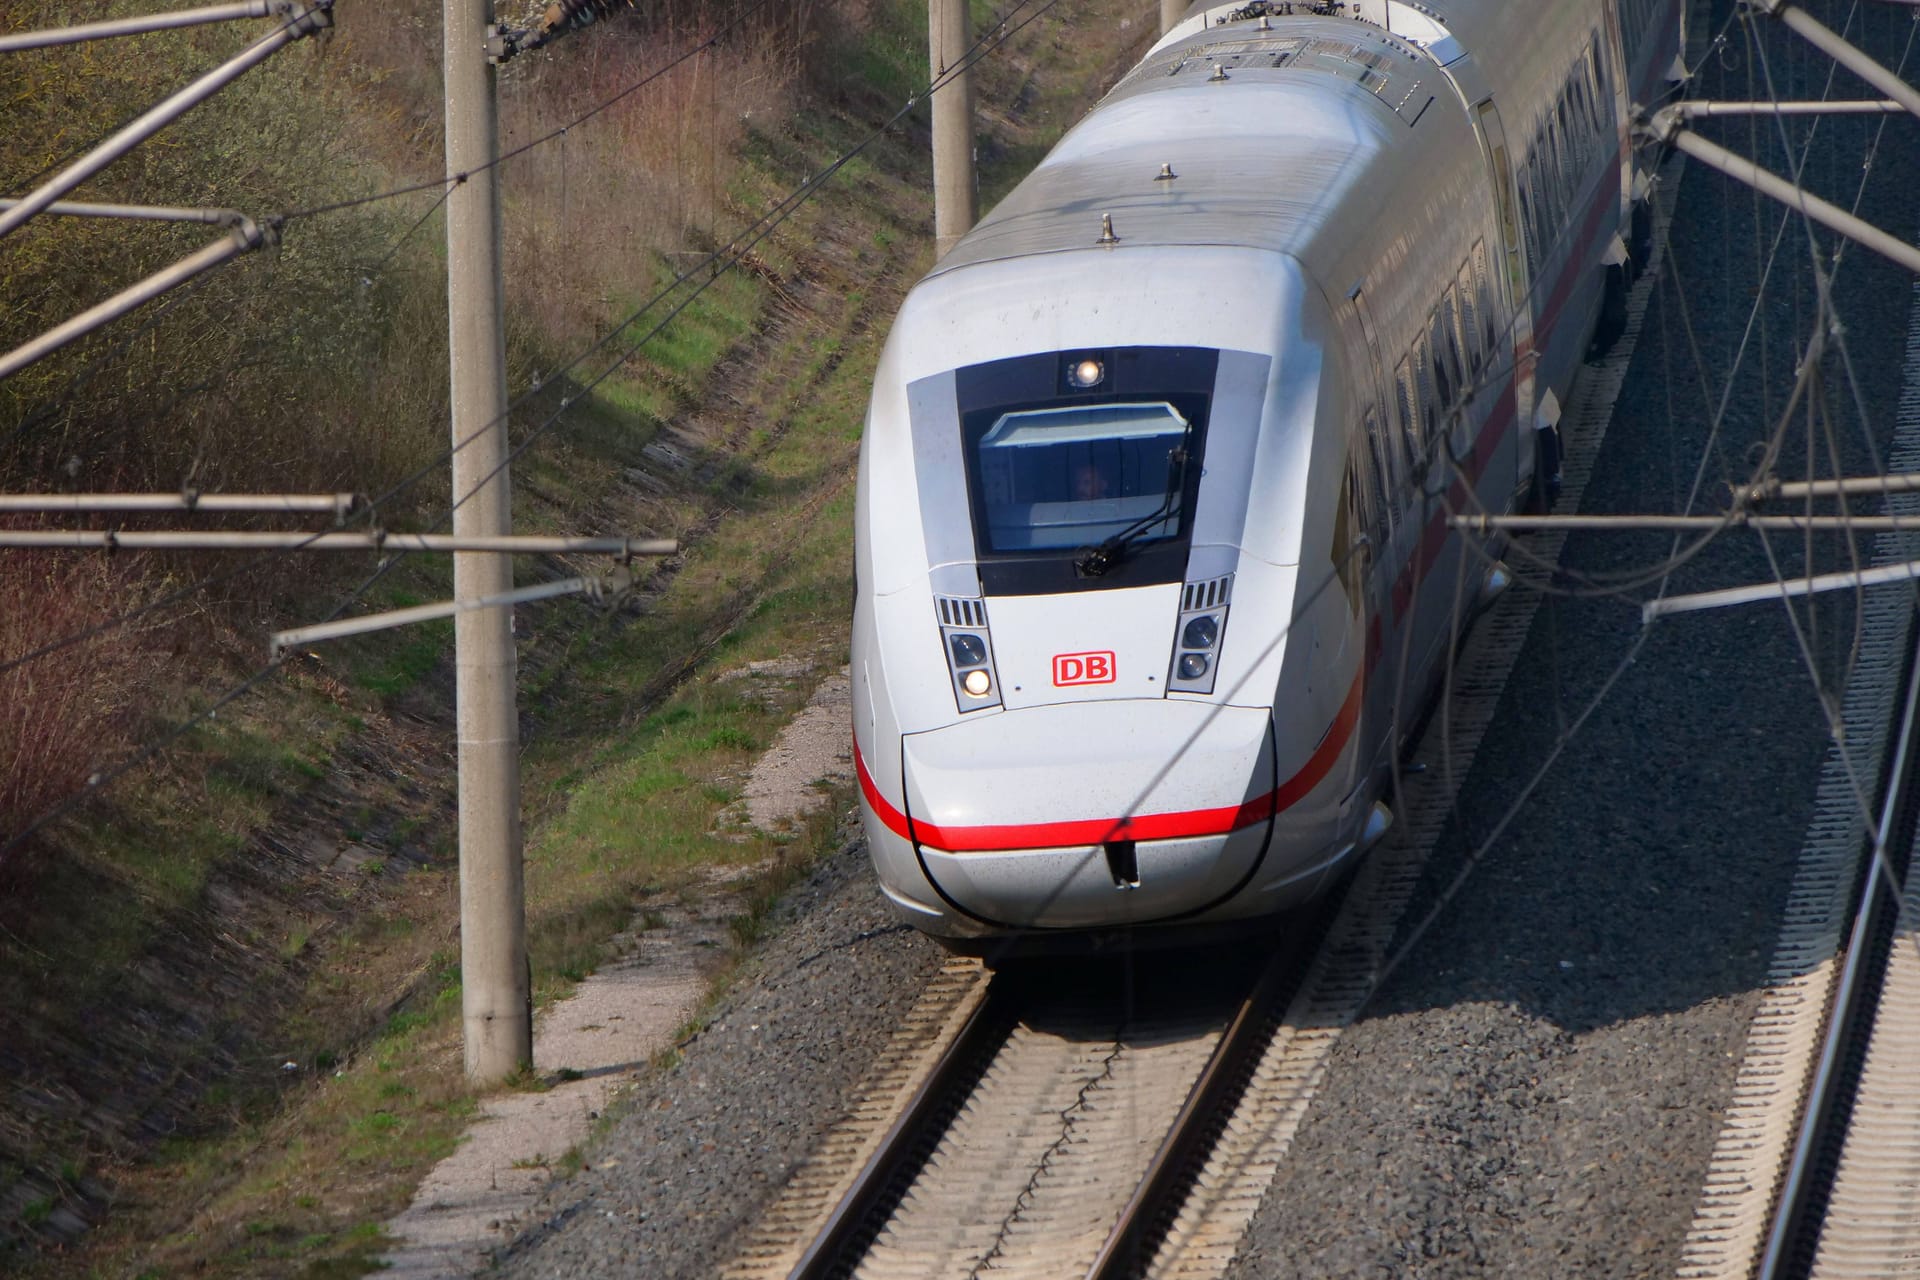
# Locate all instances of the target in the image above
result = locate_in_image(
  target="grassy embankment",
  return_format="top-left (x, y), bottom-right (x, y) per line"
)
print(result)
top-left (0, 0), bottom-right (1150, 1274)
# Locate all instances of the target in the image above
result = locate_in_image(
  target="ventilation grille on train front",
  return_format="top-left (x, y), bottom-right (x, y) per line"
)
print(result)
top-left (1182, 575), bottom-right (1235, 612)
top-left (1170, 575), bottom-right (1234, 696)
top-left (934, 596), bottom-right (1001, 713)
top-left (936, 595), bottom-right (988, 628)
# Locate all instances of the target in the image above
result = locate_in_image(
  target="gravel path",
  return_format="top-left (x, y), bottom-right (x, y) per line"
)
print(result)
top-left (488, 833), bottom-right (946, 1279)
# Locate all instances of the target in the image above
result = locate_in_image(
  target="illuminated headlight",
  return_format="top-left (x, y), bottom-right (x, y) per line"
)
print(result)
top-left (1068, 358), bottom-right (1105, 388)
top-left (935, 597), bottom-right (1002, 713)
top-left (1182, 615), bottom-right (1219, 649)
top-left (1177, 652), bottom-right (1210, 681)
top-left (950, 632), bottom-right (988, 668)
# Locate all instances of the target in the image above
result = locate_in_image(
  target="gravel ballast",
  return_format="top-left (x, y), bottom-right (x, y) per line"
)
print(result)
top-left (489, 834), bottom-right (946, 1279)
top-left (1223, 2), bottom-right (1920, 1274)
top-left (492, 4), bottom-right (1920, 1277)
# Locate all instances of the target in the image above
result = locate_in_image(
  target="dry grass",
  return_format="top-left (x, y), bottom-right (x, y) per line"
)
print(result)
top-left (0, 544), bottom-right (165, 887)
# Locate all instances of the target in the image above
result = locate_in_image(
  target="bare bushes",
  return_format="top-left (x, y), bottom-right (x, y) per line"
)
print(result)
top-left (498, 2), bottom-right (826, 351)
top-left (0, 2), bottom-right (452, 511)
top-left (0, 547), bottom-right (162, 885)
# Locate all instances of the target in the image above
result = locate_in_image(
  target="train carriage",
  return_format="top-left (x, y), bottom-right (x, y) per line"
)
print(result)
top-left (852, 0), bottom-right (1686, 949)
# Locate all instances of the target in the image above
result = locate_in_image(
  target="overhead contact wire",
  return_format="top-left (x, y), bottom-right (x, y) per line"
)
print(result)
top-left (0, 0), bottom-right (1067, 858)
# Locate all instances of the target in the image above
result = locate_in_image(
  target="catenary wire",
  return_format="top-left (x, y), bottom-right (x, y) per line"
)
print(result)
top-left (272, 0), bottom-right (788, 225)
top-left (1377, 4), bottom-right (1920, 993)
top-left (0, 0), bottom-right (1014, 682)
top-left (0, 180), bottom-right (458, 683)
top-left (976, 0), bottom-right (1765, 952)
top-left (0, 0), bottom-right (1068, 858)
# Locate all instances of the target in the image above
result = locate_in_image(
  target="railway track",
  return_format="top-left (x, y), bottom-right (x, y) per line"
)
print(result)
top-left (1676, 260), bottom-right (1920, 1280)
top-left (764, 931), bottom-right (1328, 1280)
top-left (718, 133), bottom-right (1693, 1280)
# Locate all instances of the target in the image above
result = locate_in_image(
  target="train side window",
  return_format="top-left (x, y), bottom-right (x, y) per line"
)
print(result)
top-left (1556, 93), bottom-right (1573, 176)
top-left (1516, 180), bottom-right (1539, 276)
top-left (1336, 461), bottom-right (1367, 610)
top-left (1472, 240), bottom-right (1498, 355)
top-left (1455, 262), bottom-right (1482, 377)
top-left (1546, 126), bottom-right (1567, 222)
top-left (1395, 354), bottom-right (1422, 468)
top-left (1436, 292), bottom-right (1464, 396)
top-left (1333, 465), bottom-right (1361, 610)
top-left (1414, 332), bottom-right (1441, 450)
top-left (1568, 71), bottom-right (1589, 168)
top-left (1529, 143), bottom-right (1556, 252)
top-left (1582, 41), bottom-right (1603, 127)
top-left (1365, 405), bottom-right (1397, 534)
top-left (1546, 121), bottom-right (1569, 218)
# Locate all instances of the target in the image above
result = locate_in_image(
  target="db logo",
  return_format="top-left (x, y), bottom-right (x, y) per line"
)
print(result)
top-left (1052, 651), bottom-right (1117, 686)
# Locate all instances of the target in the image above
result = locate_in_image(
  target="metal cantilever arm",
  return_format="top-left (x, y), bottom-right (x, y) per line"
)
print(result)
top-left (1643, 106), bottom-right (1920, 275)
top-left (1746, 0), bottom-right (1920, 118)
top-left (0, 199), bottom-right (250, 227)
top-left (0, 0), bottom-right (331, 241)
top-left (270, 570), bottom-right (637, 658)
top-left (0, 3), bottom-right (292, 53)
top-left (0, 217), bottom-right (272, 382)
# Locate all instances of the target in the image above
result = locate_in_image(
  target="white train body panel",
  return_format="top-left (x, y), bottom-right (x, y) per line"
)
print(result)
top-left (854, 0), bottom-right (1684, 947)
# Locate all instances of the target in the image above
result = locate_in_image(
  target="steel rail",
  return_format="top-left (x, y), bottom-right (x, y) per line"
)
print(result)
top-left (1758, 609), bottom-right (1920, 1279)
top-left (785, 986), bottom-right (1014, 1280)
top-left (1082, 934), bottom-right (1315, 1280)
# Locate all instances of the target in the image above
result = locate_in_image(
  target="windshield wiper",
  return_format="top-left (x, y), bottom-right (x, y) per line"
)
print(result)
top-left (1074, 445), bottom-right (1189, 578)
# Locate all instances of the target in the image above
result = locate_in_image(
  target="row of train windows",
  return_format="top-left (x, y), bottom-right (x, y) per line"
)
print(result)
top-left (1517, 34), bottom-right (1615, 277)
top-left (1352, 238), bottom-right (1500, 549)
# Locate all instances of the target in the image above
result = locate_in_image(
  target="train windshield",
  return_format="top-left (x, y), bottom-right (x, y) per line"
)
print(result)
top-left (971, 402), bottom-right (1191, 553)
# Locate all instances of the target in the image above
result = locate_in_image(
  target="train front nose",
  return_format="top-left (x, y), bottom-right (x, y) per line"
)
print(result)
top-left (899, 700), bottom-right (1277, 930)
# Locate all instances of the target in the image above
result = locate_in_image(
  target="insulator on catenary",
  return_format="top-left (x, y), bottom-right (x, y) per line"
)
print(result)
top-left (536, 0), bottom-right (635, 39)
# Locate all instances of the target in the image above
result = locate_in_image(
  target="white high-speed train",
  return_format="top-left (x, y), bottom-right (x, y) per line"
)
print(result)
top-left (852, 0), bottom-right (1685, 949)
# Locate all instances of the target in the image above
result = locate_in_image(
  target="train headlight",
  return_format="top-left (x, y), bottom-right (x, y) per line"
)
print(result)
top-left (1168, 576), bottom-right (1232, 696)
top-left (1182, 615), bottom-right (1219, 649)
top-left (950, 632), bottom-right (988, 668)
top-left (1068, 358), bottom-right (1105, 388)
top-left (935, 597), bottom-right (1003, 713)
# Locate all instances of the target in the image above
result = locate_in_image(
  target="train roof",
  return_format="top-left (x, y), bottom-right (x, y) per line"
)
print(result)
top-left (926, 15), bottom-right (1444, 280)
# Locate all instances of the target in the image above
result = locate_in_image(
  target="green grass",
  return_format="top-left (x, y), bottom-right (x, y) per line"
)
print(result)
top-left (0, 1), bottom-right (1145, 1274)
top-left (352, 619), bottom-right (453, 701)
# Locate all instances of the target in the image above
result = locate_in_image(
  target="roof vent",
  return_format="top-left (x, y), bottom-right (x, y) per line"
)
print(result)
top-left (1208, 60), bottom-right (1230, 81)
top-left (1097, 213), bottom-right (1120, 246)
top-left (1155, 163), bottom-right (1178, 182)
